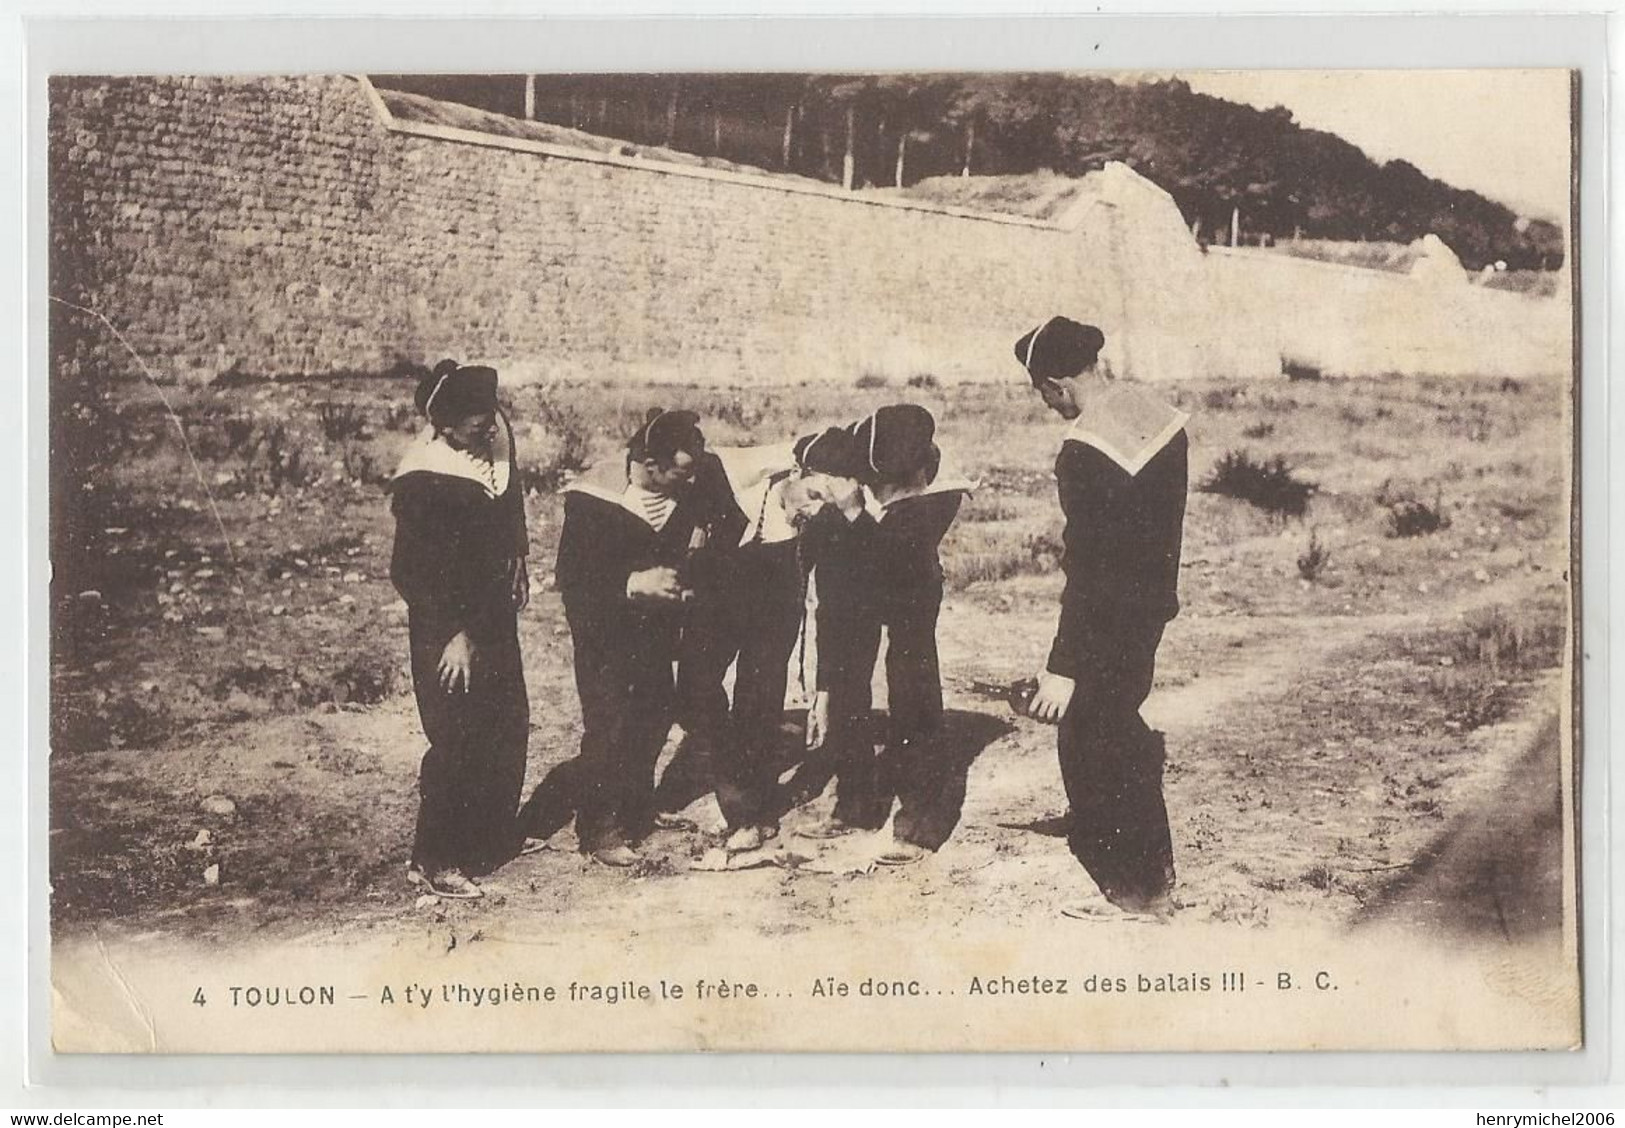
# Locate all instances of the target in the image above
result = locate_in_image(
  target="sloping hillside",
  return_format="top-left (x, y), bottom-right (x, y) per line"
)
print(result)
top-left (378, 87), bottom-right (825, 185)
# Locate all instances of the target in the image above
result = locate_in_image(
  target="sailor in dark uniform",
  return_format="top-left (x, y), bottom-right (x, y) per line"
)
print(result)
top-left (1015, 316), bottom-right (1189, 917)
top-left (389, 360), bottom-right (530, 900)
top-left (803, 405), bottom-right (973, 864)
top-left (657, 427), bottom-right (869, 853)
top-left (517, 408), bottom-right (724, 868)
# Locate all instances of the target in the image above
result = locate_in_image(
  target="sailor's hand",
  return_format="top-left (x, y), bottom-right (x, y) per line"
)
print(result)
top-left (806, 691), bottom-right (832, 751)
top-left (831, 476), bottom-right (865, 516)
top-left (627, 566), bottom-right (685, 603)
top-left (1028, 672), bottom-right (1076, 723)
top-left (807, 474), bottom-right (864, 520)
top-left (438, 631), bottom-right (476, 694)
top-left (509, 556), bottom-right (530, 612)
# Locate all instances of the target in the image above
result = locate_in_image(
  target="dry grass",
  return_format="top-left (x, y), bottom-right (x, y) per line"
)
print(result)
top-left (49, 368), bottom-right (1567, 754)
top-left (881, 170), bottom-right (1092, 222)
top-left (47, 366), bottom-right (1573, 933)
top-left (1274, 238), bottom-right (1416, 274)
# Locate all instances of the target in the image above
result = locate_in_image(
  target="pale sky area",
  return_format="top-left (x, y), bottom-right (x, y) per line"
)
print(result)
top-left (1172, 70), bottom-right (1572, 224)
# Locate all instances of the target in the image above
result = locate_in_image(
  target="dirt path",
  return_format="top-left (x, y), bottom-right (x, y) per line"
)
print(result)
top-left (1355, 702), bottom-right (1567, 942)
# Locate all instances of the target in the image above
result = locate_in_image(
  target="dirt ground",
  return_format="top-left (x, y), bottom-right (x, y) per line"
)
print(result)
top-left (48, 371), bottom-right (1574, 955)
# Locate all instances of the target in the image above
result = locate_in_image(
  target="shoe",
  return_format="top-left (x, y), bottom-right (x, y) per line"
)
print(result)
top-left (1111, 890), bottom-right (1177, 920)
top-left (1060, 900), bottom-right (1166, 924)
top-left (724, 826), bottom-right (768, 853)
top-left (654, 812), bottom-right (698, 831)
top-left (800, 819), bottom-right (855, 840)
top-left (590, 845), bottom-right (640, 868)
top-left (518, 837), bottom-right (551, 856)
top-left (409, 865), bottom-right (483, 900)
top-left (875, 841), bottom-right (928, 867)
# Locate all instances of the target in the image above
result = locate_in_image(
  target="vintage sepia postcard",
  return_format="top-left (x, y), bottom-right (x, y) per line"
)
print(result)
top-left (46, 66), bottom-right (1580, 1054)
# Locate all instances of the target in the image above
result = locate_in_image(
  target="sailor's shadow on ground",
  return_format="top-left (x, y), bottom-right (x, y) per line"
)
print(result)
top-left (659, 707), bottom-right (1017, 841)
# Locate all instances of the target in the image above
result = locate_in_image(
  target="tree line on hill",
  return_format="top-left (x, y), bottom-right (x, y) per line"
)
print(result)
top-left (373, 72), bottom-right (1565, 271)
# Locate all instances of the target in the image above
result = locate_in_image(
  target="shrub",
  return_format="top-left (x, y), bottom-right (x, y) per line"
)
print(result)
top-left (341, 443), bottom-right (389, 487)
top-left (184, 412), bottom-right (257, 461)
top-left (1300, 863), bottom-right (1335, 891)
top-left (1296, 528), bottom-right (1331, 582)
top-left (1493, 497), bottom-right (1541, 522)
top-left (211, 362), bottom-right (260, 389)
top-left (224, 415), bottom-right (256, 453)
top-left (1387, 499), bottom-right (1448, 538)
top-left (1438, 404), bottom-right (1493, 443)
top-left (179, 411), bottom-right (258, 462)
top-left (315, 401), bottom-right (369, 442)
top-left (217, 651), bottom-right (406, 710)
top-left (1380, 483), bottom-right (1450, 538)
top-left (1198, 450), bottom-right (1315, 519)
top-left (1282, 357), bottom-right (1323, 382)
top-left (240, 423), bottom-right (322, 494)
top-left (382, 402), bottom-right (422, 433)
top-left (1024, 530), bottom-right (1064, 570)
top-left (854, 370), bottom-right (890, 389)
top-left (519, 399), bottom-right (593, 493)
top-left (702, 393), bottom-right (760, 431)
top-left (1441, 673), bottom-right (1513, 732)
top-left (324, 651), bottom-right (403, 706)
top-left (1241, 421), bottom-right (1275, 439)
top-left (1203, 386), bottom-right (1244, 412)
top-left (213, 662), bottom-right (288, 701)
top-left (906, 372), bottom-right (940, 389)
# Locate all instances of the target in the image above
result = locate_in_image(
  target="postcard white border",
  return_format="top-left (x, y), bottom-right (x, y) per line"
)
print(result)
top-left (6, 4), bottom-right (1617, 1107)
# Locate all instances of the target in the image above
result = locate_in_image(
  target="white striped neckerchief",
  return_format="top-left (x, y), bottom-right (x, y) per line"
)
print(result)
top-left (623, 483), bottom-right (678, 532)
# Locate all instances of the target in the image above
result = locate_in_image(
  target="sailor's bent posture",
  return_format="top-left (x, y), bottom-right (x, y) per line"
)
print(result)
top-left (803, 405), bottom-right (973, 864)
top-left (658, 427), bottom-right (871, 852)
top-left (518, 408), bottom-right (728, 868)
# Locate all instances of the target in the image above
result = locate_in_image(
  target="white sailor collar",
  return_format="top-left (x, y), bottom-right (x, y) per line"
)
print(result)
top-left (1062, 383), bottom-right (1189, 477)
top-left (864, 474), bottom-right (978, 521)
top-left (714, 443), bottom-right (800, 545)
top-left (564, 479), bottom-right (678, 531)
top-left (392, 411), bottom-right (514, 499)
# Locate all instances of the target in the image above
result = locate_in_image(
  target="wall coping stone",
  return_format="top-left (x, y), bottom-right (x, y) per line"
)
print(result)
top-left (353, 74), bottom-right (1074, 235)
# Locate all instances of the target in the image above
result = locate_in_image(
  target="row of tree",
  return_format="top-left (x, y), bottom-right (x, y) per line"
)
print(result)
top-left (372, 73), bottom-right (1565, 271)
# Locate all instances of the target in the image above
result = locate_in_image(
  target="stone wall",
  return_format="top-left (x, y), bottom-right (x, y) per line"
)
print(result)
top-left (49, 75), bottom-right (1120, 387)
top-left (51, 77), bottom-right (397, 382)
top-left (1206, 247), bottom-right (1573, 380)
top-left (50, 74), bottom-right (1568, 389)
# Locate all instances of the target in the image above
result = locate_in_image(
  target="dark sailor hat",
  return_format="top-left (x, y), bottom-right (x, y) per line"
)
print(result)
top-left (1013, 316), bottom-right (1106, 384)
top-left (794, 427), bottom-right (868, 479)
top-left (416, 359), bottom-right (500, 424)
top-left (628, 407), bottom-right (705, 463)
top-left (850, 403), bottom-right (938, 484)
